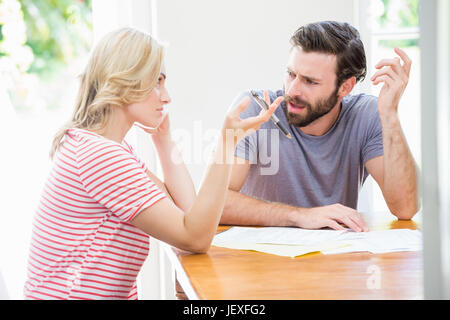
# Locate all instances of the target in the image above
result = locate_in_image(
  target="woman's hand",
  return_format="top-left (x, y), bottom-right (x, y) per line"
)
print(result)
top-left (134, 112), bottom-right (171, 143)
top-left (222, 91), bottom-right (284, 146)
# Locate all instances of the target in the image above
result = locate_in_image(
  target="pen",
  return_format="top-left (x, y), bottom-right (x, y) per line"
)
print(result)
top-left (250, 90), bottom-right (292, 139)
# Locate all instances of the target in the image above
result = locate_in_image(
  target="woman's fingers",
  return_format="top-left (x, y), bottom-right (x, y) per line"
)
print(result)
top-left (240, 96), bottom-right (282, 130)
top-left (229, 96), bottom-right (251, 118)
top-left (224, 93), bottom-right (283, 143)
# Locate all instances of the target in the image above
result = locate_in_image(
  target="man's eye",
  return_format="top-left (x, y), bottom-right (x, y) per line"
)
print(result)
top-left (305, 78), bottom-right (317, 85)
top-left (286, 70), bottom-right (295, 78)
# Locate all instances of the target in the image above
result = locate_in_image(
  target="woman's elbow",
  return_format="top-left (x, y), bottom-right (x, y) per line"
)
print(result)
top-left (181, 236), bottom-right (212, 254)
top-left (186, 242), bottom-right (210, 254)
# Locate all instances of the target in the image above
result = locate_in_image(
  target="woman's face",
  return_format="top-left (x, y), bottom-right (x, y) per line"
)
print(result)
top-left (127, 70), bottom-right (171, 128)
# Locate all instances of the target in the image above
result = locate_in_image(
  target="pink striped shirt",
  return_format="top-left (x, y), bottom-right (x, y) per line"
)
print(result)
top-left (24, 128), bottom-right (166, 300)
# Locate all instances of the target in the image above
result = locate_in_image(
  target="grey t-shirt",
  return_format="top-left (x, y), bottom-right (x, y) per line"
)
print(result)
top-left (234, 89), bottom-right (383, 209)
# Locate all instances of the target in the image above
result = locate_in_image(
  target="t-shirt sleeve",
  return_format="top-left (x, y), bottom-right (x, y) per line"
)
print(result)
top-left (232, 91), bottom-right (259, 163)
top-left (76, 141), bottom-right (166, 222)
top-left (122, 140), bottom-right (148, 172)
top-left (361, 97), bottom-right (384, 165)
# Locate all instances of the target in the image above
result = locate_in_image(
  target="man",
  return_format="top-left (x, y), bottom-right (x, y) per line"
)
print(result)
top-left (221, 21), bottom-right (419, 232)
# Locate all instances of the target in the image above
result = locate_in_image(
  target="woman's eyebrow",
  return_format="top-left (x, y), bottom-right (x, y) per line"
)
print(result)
top-left (160, 72), bottom-right (166, 79)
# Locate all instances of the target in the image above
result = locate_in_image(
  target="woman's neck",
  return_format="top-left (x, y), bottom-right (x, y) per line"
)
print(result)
top-left (93, 108), bottom-right (132, 144)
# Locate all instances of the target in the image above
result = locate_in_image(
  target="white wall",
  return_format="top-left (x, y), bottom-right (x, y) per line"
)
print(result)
top-left (157, 0), bottom-right (355, 188)
top-left (437, 0), bottom-right (450, 299)
top-left (421, 0), bottom-right (450, 299)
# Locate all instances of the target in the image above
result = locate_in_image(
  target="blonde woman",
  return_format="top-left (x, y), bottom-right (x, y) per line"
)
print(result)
top-left (24, 28), bottom-right (283, 300)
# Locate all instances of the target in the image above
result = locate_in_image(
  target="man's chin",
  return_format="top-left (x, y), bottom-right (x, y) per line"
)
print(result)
top-left (286, 114), bottom-right (312, 128)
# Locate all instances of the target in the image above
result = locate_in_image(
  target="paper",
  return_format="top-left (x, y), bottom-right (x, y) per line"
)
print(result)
top-left (212, 227), bottom-right (422, 258)
top-left (322, 229), bottom-right (422, 255)
top-left (213, 227), bottom-right (346, 246)
top-left (211, 241), bottom-right (349, 258)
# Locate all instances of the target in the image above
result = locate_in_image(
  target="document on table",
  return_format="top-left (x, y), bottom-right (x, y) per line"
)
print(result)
top-left (321, 229), bottom-right (422, 255)
top-left (212, 227), bottom-right (422, 258)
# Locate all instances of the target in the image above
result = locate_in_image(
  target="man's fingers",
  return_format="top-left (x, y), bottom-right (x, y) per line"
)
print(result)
top-left (375, 58), bottom-right (402, 72)
top-left (340, 206), bottom-right (369, 232)
top-left (374, 58), bottom-right (408, 83)
top-left (326, 220), bottom-right (346, 231)
top-left (348, 213), bottom-right (369, 232)
top-left (330, 204), bottom-right (368, 232)
top-left (337, 216), bottom-right (362, 232)
top-left (372, 75), bottom-right (393, 87)
top-left (371, 67), bottom-right (397, 83)
top-left (394, 47), bottom-right (412, 76)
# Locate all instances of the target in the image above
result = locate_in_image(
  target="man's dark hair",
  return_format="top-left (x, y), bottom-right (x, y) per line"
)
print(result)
top-left (290, 21), bottom-right (367, 88)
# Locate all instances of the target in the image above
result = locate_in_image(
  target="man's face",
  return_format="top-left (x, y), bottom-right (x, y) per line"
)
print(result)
top-left (283, 46), bottom-right (340, 127)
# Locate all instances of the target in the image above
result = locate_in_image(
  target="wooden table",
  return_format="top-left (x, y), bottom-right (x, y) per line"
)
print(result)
top-left (162, 212), bottom-right (423, 300)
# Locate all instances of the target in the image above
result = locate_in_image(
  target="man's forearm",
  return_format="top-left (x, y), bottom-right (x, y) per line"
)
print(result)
top-left (221, 189), bottom-right (299, 226)
top-left (380, 114), bottom-right (419, 219)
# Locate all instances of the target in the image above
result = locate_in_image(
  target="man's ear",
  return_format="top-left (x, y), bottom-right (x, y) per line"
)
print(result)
top-left (338, 76), bottom-right (356, 97)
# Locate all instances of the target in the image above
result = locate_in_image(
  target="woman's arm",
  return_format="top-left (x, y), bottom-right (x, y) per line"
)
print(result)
top-left (131, 95), bottom-right (283, 253)
top-left (152, 133), bottom-right (196, 212)
top-left (137, 114), bottom-right (196, 212)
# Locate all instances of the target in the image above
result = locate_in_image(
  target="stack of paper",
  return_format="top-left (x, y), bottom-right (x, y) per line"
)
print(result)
top-left (212, 227), bottom-right (422, 258)
top-left (322, 229), bottom-right (422, 255)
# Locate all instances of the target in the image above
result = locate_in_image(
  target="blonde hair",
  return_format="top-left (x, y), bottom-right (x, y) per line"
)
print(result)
top-left (50, 27), bottom-right (164, 158)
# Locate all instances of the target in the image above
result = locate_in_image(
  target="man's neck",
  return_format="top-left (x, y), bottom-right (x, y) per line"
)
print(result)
top-left (298, 101), bottom-right (343, 136)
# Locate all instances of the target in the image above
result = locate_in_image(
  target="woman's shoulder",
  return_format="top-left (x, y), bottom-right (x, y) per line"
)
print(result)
top-left (66, 128), bottom-right (133, 162)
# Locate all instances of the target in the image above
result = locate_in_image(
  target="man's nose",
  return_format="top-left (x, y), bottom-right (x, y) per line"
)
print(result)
top-left (286, 77), bottom-right (303, 98)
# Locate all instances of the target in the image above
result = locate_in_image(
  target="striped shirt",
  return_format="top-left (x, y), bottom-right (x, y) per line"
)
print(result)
top-left (24, 128), bottom-right (166, 300)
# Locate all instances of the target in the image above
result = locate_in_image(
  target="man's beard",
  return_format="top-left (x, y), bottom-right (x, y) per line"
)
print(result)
top-left (283, 86), bottom-right (340, 128)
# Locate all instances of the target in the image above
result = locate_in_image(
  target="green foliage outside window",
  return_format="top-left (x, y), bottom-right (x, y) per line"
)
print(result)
top-left (377, 0), bottom-right (419, 48)
top-left (20, 0), bottom-right (92, 79)
top-left (0, 0), bottom-right (92, 112)
top-left (378, 0), bottom-right (419, 29)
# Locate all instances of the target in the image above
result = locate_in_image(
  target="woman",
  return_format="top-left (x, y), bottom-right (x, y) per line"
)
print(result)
top-left (23, 28), bottom-right (282, 300)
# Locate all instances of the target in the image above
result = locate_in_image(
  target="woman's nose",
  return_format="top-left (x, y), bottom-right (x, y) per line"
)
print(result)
top-left (161, 87), bottom-right (171, 104)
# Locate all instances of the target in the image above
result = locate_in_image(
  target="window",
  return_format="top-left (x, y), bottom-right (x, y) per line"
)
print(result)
top-left (361, 0), bottom-right (421, 214)
top-left (0, 0), bottom-right (92, 299)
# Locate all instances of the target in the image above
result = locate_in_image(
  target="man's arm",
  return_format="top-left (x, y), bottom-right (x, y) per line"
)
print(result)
top-left (365, 137), bottom-right (419, 219)
top-left (221, 158), bottom-right (297, 226)
top-left (369, 47), bottom-right (419, 219)
top-left (221, 157), bottom-right (368, 232)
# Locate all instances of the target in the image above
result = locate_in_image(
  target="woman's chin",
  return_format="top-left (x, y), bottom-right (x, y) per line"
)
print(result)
top-left (135, 121), bottom-right (158, 129)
